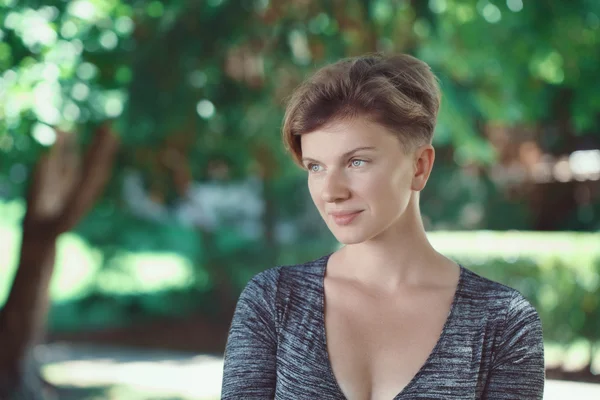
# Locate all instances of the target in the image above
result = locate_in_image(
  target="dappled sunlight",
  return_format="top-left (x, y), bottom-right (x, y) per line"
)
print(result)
top-left (0, 200), bottom-right (198, 302)
top-left (39, 344), bottom-right (223, 400)
top-left (96, 253), bottom-right (195, 293)
top-left (428, 231), bottom-right (600, 261)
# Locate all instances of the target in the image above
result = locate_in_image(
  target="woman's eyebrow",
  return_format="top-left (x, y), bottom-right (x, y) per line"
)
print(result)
top-left (301, 146), bottom-right (377, 163)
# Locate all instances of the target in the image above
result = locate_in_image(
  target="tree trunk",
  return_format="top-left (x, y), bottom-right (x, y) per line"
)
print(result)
top-left (0, 124), bottom-right (119, 399)
top-left (0, 235), bottom-right (57, 400)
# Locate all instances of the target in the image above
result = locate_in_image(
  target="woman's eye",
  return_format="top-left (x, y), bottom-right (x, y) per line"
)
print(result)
top-left (350, 159), bottom-right (366, 167)
top-left (307, 163), bottom-right (321, 172)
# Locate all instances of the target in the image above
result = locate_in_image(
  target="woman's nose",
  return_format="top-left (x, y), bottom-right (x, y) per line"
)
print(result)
top-left (321, 170), bottom-right (350, 203)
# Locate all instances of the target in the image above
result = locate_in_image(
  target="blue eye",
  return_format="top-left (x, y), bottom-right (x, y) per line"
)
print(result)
top-left (350, 159), bottom-right (366, 167)
top-left (307, 163), bottom-right (322, 172)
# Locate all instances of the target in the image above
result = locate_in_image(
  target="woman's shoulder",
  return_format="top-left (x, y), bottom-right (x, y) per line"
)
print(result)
top-left (243, 253), bottom-right (329, 295)
top-left (460, 265), bottom-right (526, 298)
top-left (458, 267), bottom-right (544, 363)
top-left (458, 265), bottom-right (540, 321)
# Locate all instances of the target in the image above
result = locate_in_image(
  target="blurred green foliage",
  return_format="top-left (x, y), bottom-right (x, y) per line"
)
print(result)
top-left (0, 0), bottom-right (599, 351)
top-left (1, 0), bottom-right (598, 243)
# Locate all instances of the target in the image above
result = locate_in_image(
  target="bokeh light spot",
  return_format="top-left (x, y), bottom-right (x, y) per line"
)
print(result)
top-left (39, 6), bottom-right (59, 22)
top-left (63, 102), bottom-right (81, 122)
top-left (429, 0), bottom-right (447, 14)
top-left (115, 66), bottom-right (132, 83)
top-left (189, 70), bottom-right (207, 88)
top-left (288, 30), bottom-right (311, 65)
top-left (33, 82), bottom-right (62, 125)
top-left (32, 123), bottom-right (57, 146)
top-left (483, 4), bottom-right (502, 23)
top-left (115, 16), bottom-right (134, 35)
top-left (308, 13), bottom-right (330, 34)
top-left (99, 31), bottom-right (118, 50)
top-left (4, 12), bottom-right (19, 30)
top-left (71, 82), bottom-right (90, 101)
top-left (77, 62), bottom-right (98, 80)
top-left (455, 5), bottom-right (475, 23)
top-left (507, 0), bottom-right (523, 12)
top-left (42, 63), bottom-right (60, 81)
top-left (413, 19), bottom-right (431, 38)
top-left (147, 1), bottom-right (164, 18)
top-left (105, 96), bottom-right (124, 117)
top-left (60, 20), bottom-right (78, 38)
top-left (68, 0), bottom-right (97, 21)
top-left (196, 99), bottom-right (215, 119)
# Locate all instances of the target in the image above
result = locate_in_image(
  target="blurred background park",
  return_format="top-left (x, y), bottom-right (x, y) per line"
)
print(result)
top-left (0, 0), bottom-right (599, 398)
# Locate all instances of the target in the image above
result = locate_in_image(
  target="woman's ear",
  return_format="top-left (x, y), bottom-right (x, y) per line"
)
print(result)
top-left (411, 144), bottom-right (435, 192)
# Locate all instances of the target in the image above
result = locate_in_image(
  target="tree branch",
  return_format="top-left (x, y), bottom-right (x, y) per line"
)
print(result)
top-left (55, 123), bottom-right (120, 234)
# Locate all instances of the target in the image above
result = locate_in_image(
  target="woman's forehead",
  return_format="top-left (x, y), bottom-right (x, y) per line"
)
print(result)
top-left (300, 119), bottom-right (401, 157)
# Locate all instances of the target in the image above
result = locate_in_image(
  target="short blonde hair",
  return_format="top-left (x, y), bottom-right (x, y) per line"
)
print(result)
top-left (282, 53), bottom-right (441, 166)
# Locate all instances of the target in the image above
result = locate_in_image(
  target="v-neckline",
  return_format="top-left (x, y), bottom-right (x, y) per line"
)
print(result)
top-left (316, 252), bottom-right (465, 400)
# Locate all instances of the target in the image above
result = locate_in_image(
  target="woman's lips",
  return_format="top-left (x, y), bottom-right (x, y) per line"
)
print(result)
top-left (329, 210), bottom-right (363, 226)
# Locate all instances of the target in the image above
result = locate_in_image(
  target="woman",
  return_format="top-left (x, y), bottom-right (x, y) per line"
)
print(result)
top-left (221, 53), bottom-right (545, 399)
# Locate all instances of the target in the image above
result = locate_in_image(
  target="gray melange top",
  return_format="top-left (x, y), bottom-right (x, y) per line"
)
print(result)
top-left (221, 253), bottom-right (545, 399)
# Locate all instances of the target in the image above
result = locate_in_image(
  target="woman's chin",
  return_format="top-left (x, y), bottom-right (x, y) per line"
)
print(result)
top-left (331, 230), bottom-right (369, 245)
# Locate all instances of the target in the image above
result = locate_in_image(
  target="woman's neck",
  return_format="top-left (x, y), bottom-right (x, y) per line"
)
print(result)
top-left (330, 202), bottom-right (452, 293)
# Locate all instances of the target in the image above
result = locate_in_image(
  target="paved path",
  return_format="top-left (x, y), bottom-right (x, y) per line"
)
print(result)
top-left (37, 343), bottom-right (600, 400)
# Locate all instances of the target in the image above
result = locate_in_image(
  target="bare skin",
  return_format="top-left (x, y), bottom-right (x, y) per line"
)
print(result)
top-left (324, 250), bottom-right (459, 399)
top-left (300, 117), bottom-right (461, 399)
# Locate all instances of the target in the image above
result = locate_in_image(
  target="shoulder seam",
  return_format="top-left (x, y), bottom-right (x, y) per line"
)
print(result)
top-left (462, 266), bottom-right (518, 294)
top-left (491, 290), bottom-right (517, 367)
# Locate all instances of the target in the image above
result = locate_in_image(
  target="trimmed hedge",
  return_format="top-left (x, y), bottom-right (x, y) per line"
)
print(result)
top-left (429, 231), bottom-right (600, 345)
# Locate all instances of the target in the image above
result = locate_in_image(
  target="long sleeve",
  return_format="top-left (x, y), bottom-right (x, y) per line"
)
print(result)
top-left (483, 292), bottom-right (545, 399)
top-left (221, 268), bottom-right (280, 399)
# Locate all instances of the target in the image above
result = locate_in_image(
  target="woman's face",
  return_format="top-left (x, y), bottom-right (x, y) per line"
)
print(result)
top-left (300, 118), bottom-right (431, 245)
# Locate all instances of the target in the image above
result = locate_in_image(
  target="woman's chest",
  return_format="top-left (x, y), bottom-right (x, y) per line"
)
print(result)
top-left (275, 281), bottom-right (497, 399)
top-left (323, 282), bottom-right (456, 400)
